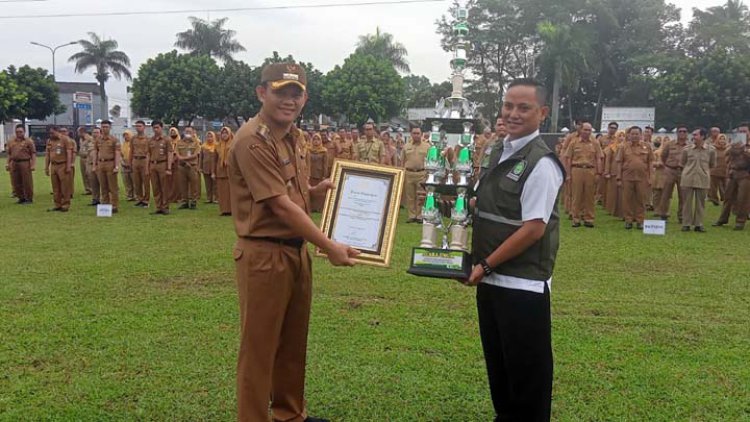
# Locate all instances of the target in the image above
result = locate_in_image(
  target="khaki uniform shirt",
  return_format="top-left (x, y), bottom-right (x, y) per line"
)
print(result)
top-left (228, 116), bottom-right (310, 239)
top-left (308, 149), bottom-right (328, 180)
top-left (680, 144), bottom-right (716, 189)
top-left (79, 135), bottom-right (93, 158)
top-left (95, 135), bottom-right (120, 161)
top-left (403, 140), bottom-right (430, 170)
top-left (565, 137), bottom-right (603, 167)
top-left (336, 137), bottom-right (355, 160)
top-left (726, 145), bottom-right (750, 179)
top-left (7, 137), bottom-right (35, 162)
top-left (354, 137), bottom-right (385, 164)
top-left (47, 137), bottom-right (73, 164)
top-left (710, 145), bottom-right (729, 177)
top-left (148, 135), bottom-right (172, 163)
top-left (661, 140), bottom-right (688, 169)
top-left (176, 138), bottom-right (201, 165)
top-left (200, 147), bottom-right (217, 174)
top-left (131, 134), bottom-right (150, 159)
top-left (616, 141), bottom-right (652, 181)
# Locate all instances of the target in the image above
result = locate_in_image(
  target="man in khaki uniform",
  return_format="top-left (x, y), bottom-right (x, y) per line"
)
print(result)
top-left (476, 116), bottom-right (507, 181)
top-left (175, 126), bottom-right (201, 209)
top-left (335, 128), bottom-right (354, 161)
top-left (93, 120), bottom-right (121, 213)
top-left (147, 121), bottom-right (173, 215)
top-left (62, 129), bottom-right (77, 199)
top-left (121, 130), bottom-right (135, 201)
top-left (708, 126), bottom-right (721, 146)
top-left (87, 127), bottom-right (102, 206)
top-left (131, 120), bottom-right (151, 207)
top-left (77, 127), bottom-right (93, 195)
top-left (680, 128), bottom-right (716, 232)
top-left (354, 122), bottom-right (386, 164)
top-left (708, 134), bottom-right (729, 205)
top-left (44, 126), bottom-right (74, 212)
top-left (228, 63), bottom-right (358, 422)
top-left (658, 125), bottom-right (689, 222)
top-left (651, 137), bottom-right (666, 212)
top-left (616, 126), bottom-right (652, 229)
top-left (6, 124), bottom-right (36, 204)
top-left (713, 123), bottom-right (750, 230)
top-left (564, 122), bottom-right (603, 227)
top-left (402, 126), bottom-right (430, 223)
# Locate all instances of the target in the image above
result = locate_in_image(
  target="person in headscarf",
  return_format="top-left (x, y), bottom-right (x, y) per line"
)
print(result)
top-left (308, 133), bottom-right (329, 212)
top-left (215, 126), bottom-right (234, 216)
top-left (121, 130), bottom-right (135, 201)
top-left (200, 131), bottom-right (218, 203)
top-left (168, 127), bottom-right (181, 203)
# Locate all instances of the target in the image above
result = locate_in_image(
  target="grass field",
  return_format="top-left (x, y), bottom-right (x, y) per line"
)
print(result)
top-left (1, 159), bottom-right (748, 421)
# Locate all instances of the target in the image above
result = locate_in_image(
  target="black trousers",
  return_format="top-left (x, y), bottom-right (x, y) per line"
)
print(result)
top-left (476, 282), bottom-right (553, 422)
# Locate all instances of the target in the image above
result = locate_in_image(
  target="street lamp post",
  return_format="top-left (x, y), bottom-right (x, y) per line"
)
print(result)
top-left (30, 41), bottom-right (78, 124)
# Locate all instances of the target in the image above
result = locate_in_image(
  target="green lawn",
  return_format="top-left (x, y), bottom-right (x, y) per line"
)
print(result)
top-left (1, 159), bottom-right (748, 421)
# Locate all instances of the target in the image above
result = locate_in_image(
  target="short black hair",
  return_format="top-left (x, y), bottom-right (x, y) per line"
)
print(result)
top-left (135, 120), bottom-right (146, 125)
top-left (628, 126), bottom-right (642, 133)
top-left (46, 124), bottom-right (57, 132)
top-left (101, 120), bottom-right (112, 126)
top-left (608, 122), bottom-right (619, 129)
top-left (15, 124), bottom-right (24, 130)
top-left (151, 120), bottom-right (163, 128)
top-left (644, 126), bottom-right (653, 131)
top-left (695, 127), bottom-right (707, 138)
top-left (738, 122), bottom-right (750, 129)
top-left (507, 78), bottom-right (547, 106)
top-left (676, 123), bottom-right (689, 131)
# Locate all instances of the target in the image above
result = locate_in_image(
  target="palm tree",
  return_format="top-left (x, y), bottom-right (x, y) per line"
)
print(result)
top-left (69, 32), bottom-right (132, 120)
top-left (689, 0), bottom-right (750, 54)
top-left (175, 17), bottom-right (246, 62)
top-left (356, 27), bottom-right (410, 73)
top-left (537, 21), bottom-right (590, 132)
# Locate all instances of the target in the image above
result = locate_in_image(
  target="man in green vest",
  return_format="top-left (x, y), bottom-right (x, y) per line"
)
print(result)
top-left (466, 78), bottom-right (564, 422)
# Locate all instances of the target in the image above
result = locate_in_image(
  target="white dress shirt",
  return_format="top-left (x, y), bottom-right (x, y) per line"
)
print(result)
top-left (479, 130), bottom-right (564, 294)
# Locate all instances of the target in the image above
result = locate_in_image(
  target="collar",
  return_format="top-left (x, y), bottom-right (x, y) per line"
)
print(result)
top-left (503, 130), bottom-right (540, 152)
top-left (692, 143), bottom-right (707, 150)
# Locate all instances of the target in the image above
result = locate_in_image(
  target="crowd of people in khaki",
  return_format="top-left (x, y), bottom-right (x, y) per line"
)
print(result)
top-left (558, 121), bottom-right (750, 231)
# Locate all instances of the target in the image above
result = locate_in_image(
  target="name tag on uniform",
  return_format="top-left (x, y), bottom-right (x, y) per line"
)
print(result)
top-left (506, 160), bottom-right (528, 182)
top-left (187, 150), bottom-right (192, 157)
top-left (55, 148), bottom-right (62, 155)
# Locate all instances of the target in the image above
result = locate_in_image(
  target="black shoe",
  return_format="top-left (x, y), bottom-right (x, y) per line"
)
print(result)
top-left (694, 226), bottom-right (706, 232)
top-left (415, 218), bottom-right (423, 224)
top-left (734, 225), bottom-right (744, 231)
top-left (47, 207), bottom-right (62, 212)
top-left (583, 222), bottom-right (594, 228)
top-left (16, 198), bottom-right (25, 204)
top-left (59, 208), bottom-right (69, 213)
top-left (572, 222), bottom-right (581, 228)
top-left (220, 212), bottom-right (231, 216)
top-left (189, 202), bottom-right (196, 210)
top-left (625, 223), bottom-right (633, 230)
top-left (178, 203), bottom-right (190, 209)
top-left (304, 417), bottom-right (330, 422)
top-left (712, 221), bottom-right (726, 227)
top-left (406, 218), bottom-right (415, 224)
top-left (21, 200), bottom-right (33, 205)
top-left (636, 223), bottom-right (643, 230)
top-left (678, 218), bottom-right (683, 224)
top-left (681, 226), bottom-right (691, 232)
top-left (660, 215), bottom-right (669, 221)
top-left (112, 208), bottom-right (118, 214)
top-left (151, 210), bottom-right (164, 215)
top-left (89, 201), bottom-right (100, 206)
top-left (162, 209), bottom-right (171, 215)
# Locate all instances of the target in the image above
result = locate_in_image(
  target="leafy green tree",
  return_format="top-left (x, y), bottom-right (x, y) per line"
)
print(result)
top-left (68, 32), bottom-right (132, 119)
top-left (3, 65), bottom-right (64, 123)
top-left (687, 0), bottom-right (750, 55)
top-left (323, 52), bottom-right (405, 124)
top-left (130, 51), bottom-right (220, 125)
top-left (356, 27), bottom-right (410, 73)
top-left (214, 60), bottom-right (260, 127)
top-left (175, 17), bottom-right (246, 62)
top-left (0, 71), bottom-right (26, 123)
top-left (403, 75), bottom-right (452, 108)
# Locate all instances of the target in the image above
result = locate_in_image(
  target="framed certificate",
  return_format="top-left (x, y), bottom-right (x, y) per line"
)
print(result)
top-left (318, 160), bottom-right (404, 267)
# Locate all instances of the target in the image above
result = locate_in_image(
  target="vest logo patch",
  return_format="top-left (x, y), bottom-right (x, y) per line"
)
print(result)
top-left (506, 160), bottom-right (527, 182)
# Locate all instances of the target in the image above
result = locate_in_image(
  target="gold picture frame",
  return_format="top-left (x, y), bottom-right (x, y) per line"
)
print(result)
top-left (317, 160), bottom-right (405, 267)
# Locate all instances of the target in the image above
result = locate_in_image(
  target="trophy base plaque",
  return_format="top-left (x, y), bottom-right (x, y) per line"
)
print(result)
top-left (407, 247), bottom-right (472, 279)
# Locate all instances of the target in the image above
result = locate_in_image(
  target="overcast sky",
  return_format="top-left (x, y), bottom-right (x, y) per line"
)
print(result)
top-left (0, 0), bottom-right (727, 118)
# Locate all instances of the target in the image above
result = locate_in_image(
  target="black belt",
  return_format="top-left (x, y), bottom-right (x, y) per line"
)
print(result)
top-left (247, 236), bottom-right (304, 249)
top-left (151, 160), bottom-right (167, 164)
top-left (665, 165), bottom-right (682, 170)
top-left (406, 168), bottom-right (425, 172)
top-left (572, 165), bottom-right (594, 169)
top-left (99, 158), bottom-right (114, 162)
top-left (13, 159), bottom-right (30, 162)
top-left (134, 156), bottom-right (147, 159)
top-left (52, 161), bottom-right (66, 164)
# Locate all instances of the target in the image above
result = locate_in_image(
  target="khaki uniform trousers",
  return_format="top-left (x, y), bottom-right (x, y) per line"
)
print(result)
top-left (87, 164), bottom-right (100, 203)
top-left (681, 187), bottom-right (707, 227)
top-left (203, 172), bottom-right (216, 203)
top-left (96, 161), bottom-right (120, 209)
top-left (132, 158), bottom-right (150, 203)
top-left (403, 170), bottom-right (426, 219)
top-left (149, 161), bottom-right (170, 211)
top-left (80, 157), bottom-right (92, 194)
top-left (622, 180), bottom-right (649, 224)
top-left (658, 167), bottom-right (684, 219)
top-left (571, 167), bottom-right (596, 223)
top-left (122, 166), bottom-right (134, 200)
top-left (718, 177), bottom-right (750, 226)
top-left (66, 166), bottom-right (75, 199)
top-left (11, 161), bottom-right (34, 201)
top-left (217, 176), bottom-right (231, 214)
top-left (234, 238), bottom-right (312, 422)
top-left (708, 175), bottom-right (726, 203)
top-left (177, 163), bottom-right (200, 203)
top-left (50, 162), bottom-right (71, 210)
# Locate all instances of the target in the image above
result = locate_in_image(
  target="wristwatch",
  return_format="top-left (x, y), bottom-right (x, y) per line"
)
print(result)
top-left (479, 258), bottom-right (493, 276)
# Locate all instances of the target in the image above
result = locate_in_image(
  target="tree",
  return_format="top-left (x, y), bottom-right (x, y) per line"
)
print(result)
top-left (130, 51), bottom-right (220, 125)
top-left (175, 17), bottom-right (246, 62)
top-left (0, 71), bottom-right (26, 123)
top-left (403, 75), bottom-right (452, 108)
top-left (687, 0), bottom-right (750, 55)
top-left (214, 60), bottom-right (261, 127)
top-left (323, 52), bottom-right (405, 125)
top-left (3, 65), bottom-right (65, 123)
top-left (355, 27), bottom-right (410, 73)
top-left (68, 32), bottom-right (131, 119)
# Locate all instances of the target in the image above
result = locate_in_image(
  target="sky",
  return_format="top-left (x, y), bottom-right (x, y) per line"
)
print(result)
top-left (0, 0), bottom-right (728, 118)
